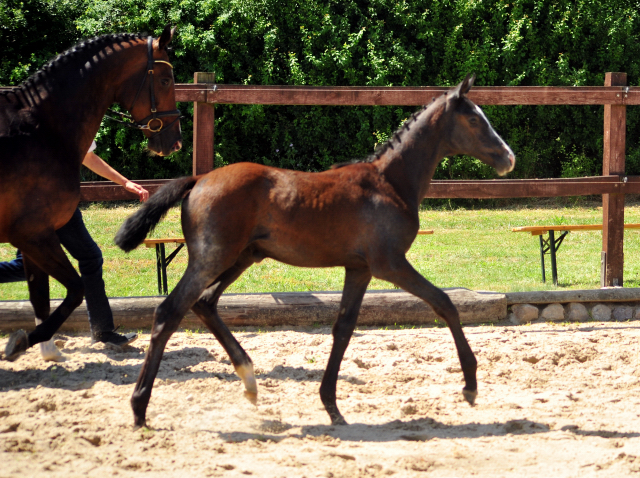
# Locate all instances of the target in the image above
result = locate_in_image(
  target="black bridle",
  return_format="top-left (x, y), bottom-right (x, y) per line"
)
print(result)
top-left (106, 36), bottom-right (181, 137)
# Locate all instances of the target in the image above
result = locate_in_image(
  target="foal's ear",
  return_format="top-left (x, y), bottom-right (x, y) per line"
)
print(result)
top-left (450, 73), bottom-right (476, 100)
top-left (157, 25), bottom-right (176, 50)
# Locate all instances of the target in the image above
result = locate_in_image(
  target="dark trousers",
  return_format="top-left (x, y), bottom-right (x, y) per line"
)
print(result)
top-left (0, 208), bottom-right (115, 335)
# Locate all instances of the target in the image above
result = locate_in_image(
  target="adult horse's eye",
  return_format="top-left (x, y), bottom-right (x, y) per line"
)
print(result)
top-left (160, 78), bottom-right (171, 87)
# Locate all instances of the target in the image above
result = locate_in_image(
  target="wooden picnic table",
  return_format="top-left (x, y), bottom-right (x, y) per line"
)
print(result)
top-left (512, 224), bottom-right (640, 286)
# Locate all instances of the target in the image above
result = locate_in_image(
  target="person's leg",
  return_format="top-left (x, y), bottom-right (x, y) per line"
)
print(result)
top-left (57, 208), bottom-right (136, 348)
top-left (0, 250), bottom-right (26, 283)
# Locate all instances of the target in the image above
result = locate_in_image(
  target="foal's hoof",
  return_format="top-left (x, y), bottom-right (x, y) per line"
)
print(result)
top-left (235, 363), bottom-right (258, 405)
top-left (5, 330), bottom-right (29, 361)
top-left (462, 388), bottom-right (478, 406)
top-left (244, 390), bottom-right (258, 406)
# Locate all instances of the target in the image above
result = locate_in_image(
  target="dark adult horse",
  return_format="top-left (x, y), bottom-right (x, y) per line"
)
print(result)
top-left (2, 26), bottom-right (182, 361)
top-left (116, 74), bottom-right (515, 428)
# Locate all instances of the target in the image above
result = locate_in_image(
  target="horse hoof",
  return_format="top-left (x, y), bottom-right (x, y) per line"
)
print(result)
top-left (5, 330), bottom-right (29, 361)
top-left (40, 339), bottom-right (65, 362)
top-left (133, 419), bottom-right (147, 431)
top-left (244, 390), bottom-right (258, 406)
top-left (462, 388), bottom-right (477, 406)
top-left (235, 363), bottom-right (258, 404)
top-left (330, 413), bottom-right (348, 426)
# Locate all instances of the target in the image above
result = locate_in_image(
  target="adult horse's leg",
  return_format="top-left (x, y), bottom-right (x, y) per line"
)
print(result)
top-left (372, 255), bottom-right (478, 405)
top-left (191, 251), bottom-right (258, 404)
top-left (4, 238), bottom-right (84, 361)
top-left (320, 266), bottom-right (371, 425)
top-left (22, 255), bottom-right (64, 362)
top-left (131, 265), bottom-right (213, 429)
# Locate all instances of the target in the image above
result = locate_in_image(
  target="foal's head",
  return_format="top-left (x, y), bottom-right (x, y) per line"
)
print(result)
top-left (442, 74), bottom-right (515, 176)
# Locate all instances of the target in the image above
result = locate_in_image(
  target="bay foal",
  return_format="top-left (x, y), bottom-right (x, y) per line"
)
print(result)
top-left (116, 74), bottom-right (515, 428)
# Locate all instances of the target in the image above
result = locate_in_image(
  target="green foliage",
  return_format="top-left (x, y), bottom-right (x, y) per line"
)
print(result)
top-left (2, 1), bottom-right (640, 179)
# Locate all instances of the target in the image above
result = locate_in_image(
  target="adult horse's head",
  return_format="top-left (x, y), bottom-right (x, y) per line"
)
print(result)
top-left (443, 74), bottom-right (515, 176)
top-left (120, 25), bottom-right (182, 156)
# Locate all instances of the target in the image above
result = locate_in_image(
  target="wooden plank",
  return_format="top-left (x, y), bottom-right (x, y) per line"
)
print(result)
top-left (192, 72), bottom-right (216, 175)
top-left (602, 72), bottom-right (627, 287)
top-left (0, 288), bottom-right (506, 332)
top-left (143, 238), bottom-right (186, 247)
top-left (417, 230), bottom-right (434, 235)
top-left (200, 84), bottom-right (629, 106)
top-left (512, 224), bottom-right (640, 235)
top-left (78, 176), bottom-right (640, 202)
top-left (4, 84), bottom-right (638, 106)
top-left (423, 176), bottom-right (640, 198)
top-left (79, 180), bottom-right (169, 202)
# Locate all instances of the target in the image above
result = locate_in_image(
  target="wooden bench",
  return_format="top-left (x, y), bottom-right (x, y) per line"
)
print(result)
top-left (512, 224), bottom-right (640, 286)
top-left (143, 230), bottom-right (434, 295)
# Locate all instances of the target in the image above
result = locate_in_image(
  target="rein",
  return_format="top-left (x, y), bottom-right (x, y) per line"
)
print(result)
top-left (105, 36), bottom-right (181, 137)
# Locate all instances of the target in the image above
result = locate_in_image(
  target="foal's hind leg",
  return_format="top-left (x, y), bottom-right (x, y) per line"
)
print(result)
top-left (191, 252), bottom-right (258, 404)
top-left (320, 266), bottom-right (371, 425)
top-left (372, 255), bottom-right (477, 405)
top-left (131, 267), bottom-right (210, 428)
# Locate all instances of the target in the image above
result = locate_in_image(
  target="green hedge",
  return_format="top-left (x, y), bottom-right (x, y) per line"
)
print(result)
top-left (2, 0), bottom-right (640, 181)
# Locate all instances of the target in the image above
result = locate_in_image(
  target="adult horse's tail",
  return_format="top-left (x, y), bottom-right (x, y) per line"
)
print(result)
top-left (115, 176), bottom-right (198, 252)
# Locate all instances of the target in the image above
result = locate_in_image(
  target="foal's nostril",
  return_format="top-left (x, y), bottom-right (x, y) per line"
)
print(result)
top-left (172, 140), bottom-right (182, 152)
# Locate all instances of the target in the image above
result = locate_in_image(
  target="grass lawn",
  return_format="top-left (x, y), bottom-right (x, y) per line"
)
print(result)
top-left (2, 198), bottom-right (640, 300)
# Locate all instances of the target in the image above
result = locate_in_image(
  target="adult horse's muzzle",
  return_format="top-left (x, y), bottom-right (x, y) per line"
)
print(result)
top-left (147, 121), bottom-right (182, 156)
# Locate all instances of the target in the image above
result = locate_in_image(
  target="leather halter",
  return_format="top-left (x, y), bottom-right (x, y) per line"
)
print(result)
top-left (106, 36), bottom-right (181, 137)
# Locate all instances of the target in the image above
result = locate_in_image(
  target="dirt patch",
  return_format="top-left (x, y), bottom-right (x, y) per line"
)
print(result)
top-left (1, 321), bottom-right (640, 477)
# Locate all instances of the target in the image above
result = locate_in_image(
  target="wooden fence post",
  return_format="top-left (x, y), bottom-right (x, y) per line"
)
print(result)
top-left (192, 72), bottom-right (215, 175)
top-left (602, 72), bottom-right (627, 287)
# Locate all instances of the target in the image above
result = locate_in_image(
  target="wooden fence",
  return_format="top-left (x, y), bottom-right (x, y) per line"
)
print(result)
top-left (4, 73), bottom-right (638, 286)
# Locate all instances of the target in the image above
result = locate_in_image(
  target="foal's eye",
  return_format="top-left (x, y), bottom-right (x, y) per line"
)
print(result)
top-left (468, 116), bottom-right (479, 126)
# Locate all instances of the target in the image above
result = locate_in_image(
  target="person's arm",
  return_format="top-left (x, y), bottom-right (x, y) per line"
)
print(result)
top-left (82, 152), bottom-right (149, 202)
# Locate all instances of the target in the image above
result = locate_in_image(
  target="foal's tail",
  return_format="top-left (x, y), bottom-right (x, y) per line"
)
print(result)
top-left (115, 176), bottom-right (199, 252)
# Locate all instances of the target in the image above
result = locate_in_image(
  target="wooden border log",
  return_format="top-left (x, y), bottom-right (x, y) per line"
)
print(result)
top-left (0, 288), bottom-right (506, 332)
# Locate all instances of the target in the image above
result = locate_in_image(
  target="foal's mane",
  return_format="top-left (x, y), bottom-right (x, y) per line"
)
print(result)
top-left (331, 94), bottom-right (443, 170)
top-left (1, 32), bottom-right (146, 107)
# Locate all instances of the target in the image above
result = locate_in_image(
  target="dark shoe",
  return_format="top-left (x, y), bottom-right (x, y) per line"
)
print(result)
top-left (92, 330), bottom-right (138, 350)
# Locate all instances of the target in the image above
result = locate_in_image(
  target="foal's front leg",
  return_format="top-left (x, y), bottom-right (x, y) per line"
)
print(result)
top-left (373, 255), bottom-right (477, 405)
top-left (320, 267), bottom-right (371, 425)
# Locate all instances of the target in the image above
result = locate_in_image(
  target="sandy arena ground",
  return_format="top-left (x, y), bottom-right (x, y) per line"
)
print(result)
top-left (1, 319), bottom-right (640, 477)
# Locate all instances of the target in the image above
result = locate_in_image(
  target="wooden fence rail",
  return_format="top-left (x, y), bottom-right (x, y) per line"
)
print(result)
top-left (2, 73), bottom-right (636, 285)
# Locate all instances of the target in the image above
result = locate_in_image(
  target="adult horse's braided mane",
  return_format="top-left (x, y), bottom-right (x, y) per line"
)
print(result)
top-left (330, 100), bottom-right (439, 169)
top-left (1, 32), bottom-right (145, 108)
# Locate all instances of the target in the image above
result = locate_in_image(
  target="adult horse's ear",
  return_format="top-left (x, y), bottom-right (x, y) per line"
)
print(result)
top-left (157, 25), bottom-right (176, 50)
top-left (451, 73), bottom-right (476, 100)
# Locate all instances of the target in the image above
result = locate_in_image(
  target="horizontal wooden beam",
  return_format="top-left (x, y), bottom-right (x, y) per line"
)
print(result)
top-left (423, 176), bottom-right (640, 198)
top-left (80, 176), bottom-right (640, 202)
top-left (174, 84), bottom-right (639, 106)
top-left (79, 180), bottom-right (169, 202)
top-left (2, 84), bottom-right (637, 106)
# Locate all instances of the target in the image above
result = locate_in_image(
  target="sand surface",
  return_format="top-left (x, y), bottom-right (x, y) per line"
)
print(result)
top-left (1, 320), bottom-right (640, 477)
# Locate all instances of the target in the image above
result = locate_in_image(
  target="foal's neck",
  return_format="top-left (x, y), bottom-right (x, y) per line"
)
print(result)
top-left (376, 100), bottom-right (449, 211)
